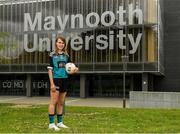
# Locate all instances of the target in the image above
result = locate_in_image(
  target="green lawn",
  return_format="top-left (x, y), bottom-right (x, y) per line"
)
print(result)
top-left (0, 103), bottom-right (180, 133)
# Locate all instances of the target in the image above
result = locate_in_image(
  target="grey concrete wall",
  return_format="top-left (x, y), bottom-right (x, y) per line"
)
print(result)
top-left (129, 91), bottom-right (180, 108)
top-left (156, 0), bottom-right (180, 92)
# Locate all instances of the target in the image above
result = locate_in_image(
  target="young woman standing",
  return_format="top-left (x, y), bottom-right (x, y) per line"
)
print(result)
top-left (47, 36), bottom-right (78, 131)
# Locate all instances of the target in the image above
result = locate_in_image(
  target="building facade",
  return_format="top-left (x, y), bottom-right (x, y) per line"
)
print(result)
top-left (0, 0), bottom-right (166, 97)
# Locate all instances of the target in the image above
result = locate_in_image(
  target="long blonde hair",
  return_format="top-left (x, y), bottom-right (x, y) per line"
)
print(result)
top-left (55, 36), bottom-right (68, 55)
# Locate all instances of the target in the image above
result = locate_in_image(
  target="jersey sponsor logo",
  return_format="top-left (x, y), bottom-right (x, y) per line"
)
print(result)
top-left (58, 61), bottom-right (65, 68)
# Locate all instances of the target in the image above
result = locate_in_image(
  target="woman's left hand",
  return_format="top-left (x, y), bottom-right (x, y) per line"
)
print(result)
top-left (74, 67), bottom-right (79, 73)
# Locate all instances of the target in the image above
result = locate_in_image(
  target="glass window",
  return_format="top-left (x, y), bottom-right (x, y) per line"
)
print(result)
top-left (0, 0), bottom-right (163, 73)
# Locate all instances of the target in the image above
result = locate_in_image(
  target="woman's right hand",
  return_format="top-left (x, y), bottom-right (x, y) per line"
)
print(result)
top-left (50, 84), bottom-right (56, 92)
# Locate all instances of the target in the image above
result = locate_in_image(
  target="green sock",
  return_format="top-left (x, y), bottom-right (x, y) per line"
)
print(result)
top-left (49, 114), bottom-right (54, 124)
top-left (57, 114), bottom-right (62, 123)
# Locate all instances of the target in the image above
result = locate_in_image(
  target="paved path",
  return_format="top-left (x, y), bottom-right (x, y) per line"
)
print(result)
top-left (0, 96), bottom-right (129, 108)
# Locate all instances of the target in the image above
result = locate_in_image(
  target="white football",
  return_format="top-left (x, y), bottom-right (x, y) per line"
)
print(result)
top-left (65, 63), bottom-right (76, 74)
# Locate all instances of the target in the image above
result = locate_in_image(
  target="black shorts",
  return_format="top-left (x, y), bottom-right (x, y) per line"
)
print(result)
top-left (53, 78), bottom-right (68, 93)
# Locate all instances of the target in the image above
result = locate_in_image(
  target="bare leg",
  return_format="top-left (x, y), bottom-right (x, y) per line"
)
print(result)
top-left (56, 92), bottom-right (68, 128)
top-left (57, 92), bottom-right (66, 114)
top-left (48, 90), bottom-right (61, 131)
top-left (48, 90), bottom-right (59, 114)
